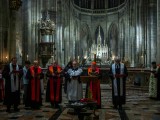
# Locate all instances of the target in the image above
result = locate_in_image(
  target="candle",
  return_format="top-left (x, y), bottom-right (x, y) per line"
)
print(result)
top-left (78, 56), bottom-right (79, 63)
top-left (94, 54), bottom-right (96, 62)
top-left (27, 54), bottom-right (28, 60)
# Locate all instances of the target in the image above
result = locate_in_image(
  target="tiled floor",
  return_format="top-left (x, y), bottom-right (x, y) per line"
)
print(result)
top-left (101, 85), bottom-right (160, 120)
top-left (0, 84), bottom-right (159, 120)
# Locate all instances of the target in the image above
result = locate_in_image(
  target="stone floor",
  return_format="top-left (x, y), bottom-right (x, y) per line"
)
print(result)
top-left (0, 84), bottom-right (160, 120)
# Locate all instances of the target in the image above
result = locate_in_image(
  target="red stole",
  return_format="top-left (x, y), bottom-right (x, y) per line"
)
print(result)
top-left (49, 66), bottom-right (61, 102)
top-left (30, 66), bottom-right (41, 102)
top-left (88, 67), bottom-right (101, 106)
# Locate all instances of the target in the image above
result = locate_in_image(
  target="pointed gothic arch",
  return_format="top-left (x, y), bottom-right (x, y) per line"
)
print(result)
top-left (74, 20), bottom-right (79, 58)
top-left (79, 24), bottom-right (92, 57)
top-left (108, 23), bottom-right (119, 58)
top-left (119, 19), bottom-right (125, 59)
top-left (95, 25), bottom-right (104, 45)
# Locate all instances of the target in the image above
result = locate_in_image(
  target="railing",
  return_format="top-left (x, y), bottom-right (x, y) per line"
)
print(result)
top-left (71, 0), bottom-right (128, 15)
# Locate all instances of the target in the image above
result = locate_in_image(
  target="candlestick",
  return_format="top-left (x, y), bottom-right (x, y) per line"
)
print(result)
top-left (94, 54), bottom-right (96, 62)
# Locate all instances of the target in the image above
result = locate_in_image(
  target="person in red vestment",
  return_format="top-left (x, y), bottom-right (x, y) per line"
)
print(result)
top-left (26, 60), bottom-right (44, 109)
top-left (0, 62), bottom-right (4, 102)
top-left (46, 61), bottom-right (62, 108)
top-left (86, 61), bottom-right (101, 108)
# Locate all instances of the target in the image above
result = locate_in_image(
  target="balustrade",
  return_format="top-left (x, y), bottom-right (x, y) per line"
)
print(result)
top-left (71, 0), bottom-right (128, 15)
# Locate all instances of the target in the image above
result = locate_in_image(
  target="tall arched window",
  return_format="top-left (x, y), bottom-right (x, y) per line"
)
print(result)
top-left (94, 0), bottom-right (105, 9)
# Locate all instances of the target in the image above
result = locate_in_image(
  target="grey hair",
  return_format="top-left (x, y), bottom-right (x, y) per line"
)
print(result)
top-left (114, 56), bottom-right (120, 61)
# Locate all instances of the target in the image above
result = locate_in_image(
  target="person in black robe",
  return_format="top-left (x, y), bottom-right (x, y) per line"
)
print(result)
top-left (109, 56), bottom-right (128, 109)
top-left (26, 60), bottom-right (44, 109)
top-left (46, 61), bottom-right (62, 108)
top-left (63, 61), bottom-right (72, 94)
top-left (156, 65), bottom-right (160, 100)
top-left (2, 57), bottom-right (22, 112)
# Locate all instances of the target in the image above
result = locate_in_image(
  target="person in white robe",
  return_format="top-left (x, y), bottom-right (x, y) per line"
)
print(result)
top-left (149, 61), bottom-right (160, 100)
top-left (67, 60), bottom-right (83, 102)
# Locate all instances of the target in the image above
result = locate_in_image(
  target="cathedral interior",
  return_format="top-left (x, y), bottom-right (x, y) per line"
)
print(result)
top-left (1, 0), bottom-right (160, 67)
top-left (0, 0), bottom-right (160, 119)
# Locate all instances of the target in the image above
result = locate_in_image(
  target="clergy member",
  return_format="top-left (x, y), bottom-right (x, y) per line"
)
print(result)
top-left (63, 61), bottom-right (72, 94)
top-left (149, 61), bottom-right (160, 100)
top-left (67, 60), bottom-right (83, 102)
top-left (2, 57), bottom-right (22, 112)
top-left (87, 61), bottom-right (101, 108)
top-left (26, 60), bottom-right (44, 109)
top-left (46, 61), bottom-right (62, 108)
top-left (109, 56), bottom-right (128, 109)
top-left (22, 60), bottom-right (31, 107)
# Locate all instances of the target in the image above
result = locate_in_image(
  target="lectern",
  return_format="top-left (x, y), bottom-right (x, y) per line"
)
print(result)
top-left (80, 76), bottom-right (99, 99)
top-left (80, 76), bottom-right (99, 83)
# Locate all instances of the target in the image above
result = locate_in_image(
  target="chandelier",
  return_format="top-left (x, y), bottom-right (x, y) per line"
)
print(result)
top-left (9, 0), bottom-right (22, 10)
